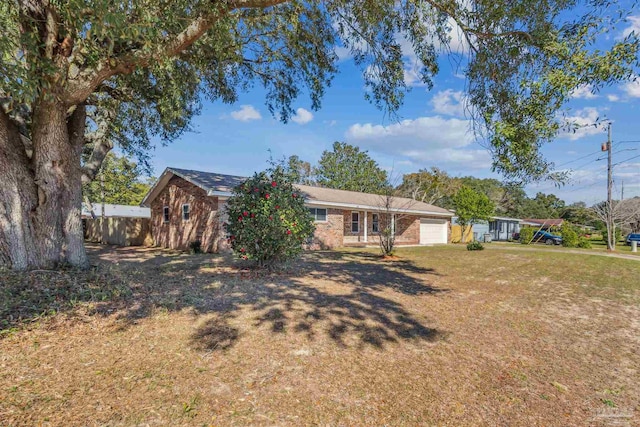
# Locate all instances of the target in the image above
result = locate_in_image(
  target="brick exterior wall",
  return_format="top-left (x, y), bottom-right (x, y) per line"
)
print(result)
top-left (305, 209), bottom-right (451, 248)
top-left (150, 177), bottom-right (451, 251)
top-left (315, 210), bottom-right (427, 247)
top-left (394, 216), bottom-right (420, 244)
top-left (343, 212), bottom-right (421, 246)
top-left (307, 208), bottom-right (343, 249)
top-left (150, 176), bottom-right (225, 252)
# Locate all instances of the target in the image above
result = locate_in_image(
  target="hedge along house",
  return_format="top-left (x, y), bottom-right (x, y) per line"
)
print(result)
top-left (141, 168), bottom-right (454, 252)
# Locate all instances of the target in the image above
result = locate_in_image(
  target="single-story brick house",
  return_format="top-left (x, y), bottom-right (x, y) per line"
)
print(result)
top-left (141, 168), bottom-right (453, 252)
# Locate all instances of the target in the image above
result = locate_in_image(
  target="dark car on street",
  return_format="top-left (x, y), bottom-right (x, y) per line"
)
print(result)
top-left (626, 233), bottom-right (640, 245)
top-left (532, 230), bottom-right (563, 245)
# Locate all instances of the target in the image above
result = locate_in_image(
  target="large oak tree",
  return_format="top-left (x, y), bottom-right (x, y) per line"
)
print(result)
top-left (1, 0), bottom-right (638, 270)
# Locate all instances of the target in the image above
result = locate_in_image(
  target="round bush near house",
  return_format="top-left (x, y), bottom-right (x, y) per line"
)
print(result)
top-left (225, 167), bottom-right (315, 269)
top-left (466, 241), bottom-right (484, 251)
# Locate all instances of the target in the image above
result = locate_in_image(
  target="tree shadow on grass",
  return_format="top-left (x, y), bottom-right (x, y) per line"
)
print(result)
top-left (3, 244), bottom-right (449, 351)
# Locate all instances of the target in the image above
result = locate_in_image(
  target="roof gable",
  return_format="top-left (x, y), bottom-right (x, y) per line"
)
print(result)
top-left (141, 167), bottom-right (247, 206)
top-left (169, 168), bottom-right (246, 193)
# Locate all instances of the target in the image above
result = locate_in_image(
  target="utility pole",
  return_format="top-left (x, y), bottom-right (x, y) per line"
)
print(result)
top-left (605, 123), bottom-right (614, 251)
top-left (621, 180), bottom-right (624, 201)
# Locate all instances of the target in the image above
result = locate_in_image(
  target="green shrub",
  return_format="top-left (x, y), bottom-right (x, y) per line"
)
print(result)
top-left (225, 166), bottom-right (315, 269)
top-left (602, 228), bottom-right (622, 243)
top-left (189, 240), bottom-right (202, 254)
top-left (561, 223), bottom-right (579, 248)
top-left (466, 241), bottom-right (484, 251)
top-left (519, 227), bottom-right (534, 244)
top-left (577, 237), bottom-right (592, 248)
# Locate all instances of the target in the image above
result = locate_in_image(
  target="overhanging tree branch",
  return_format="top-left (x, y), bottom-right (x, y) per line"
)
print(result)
top-left (81, 107), bottom-right (115, 184)
top-left (64, 0), bottom-right (288, 106)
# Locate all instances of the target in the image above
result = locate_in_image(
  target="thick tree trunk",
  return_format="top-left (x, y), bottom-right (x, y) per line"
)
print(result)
top-left (63, 105), bottom-right (89, 266)
top-left (0, 110), bottom-right (40, 270)
top-left (0, 100), bottom-right (88, 270)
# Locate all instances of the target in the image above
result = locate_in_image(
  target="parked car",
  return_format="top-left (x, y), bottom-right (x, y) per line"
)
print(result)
top-left (626, 233), bottom-right (640, 245)
top-left (532, 230), bottom-right (563, 245)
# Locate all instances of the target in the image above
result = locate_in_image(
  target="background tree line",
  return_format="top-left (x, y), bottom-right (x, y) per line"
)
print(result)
top-left (83, 152), bottom-right (152, 206)
top-left (283, 142), bottom-right (608, 228)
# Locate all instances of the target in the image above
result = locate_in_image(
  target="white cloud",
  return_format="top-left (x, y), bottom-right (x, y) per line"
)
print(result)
top-left (617, 162), bottom-right (640, 171)
top-left (229, 105), bottom-right (262, 122)
top-left (291, 108), bottom-right (314, 125)
top-left (346, 116), bottom-right (472, 148)
top-left (396, 20), bottom-right (469, 87)
top-left (567, 167), bottom-right (606, 183)
top-left (339, 13), bottom-right (469, 88)
top-left (334, 45), bottom-right (352, 62)
top-left (344, 115), bottom-right (489, 168)
top-left (443, 18), bottom-right (470, 54)
top-left (430, 89), bottom-right (466, 117)
top-left (607, 94), bottom-right (620, 102)
top-left (400, 16), bottom-right (469, 55)
top-left (570, 84), bottom-right (598, 100)
top-left (403, 67), bottom-right (425, 87)
top-left (622, 78), bottom-right (640, 98)
top-left (560, 108), bottom-right (607, 141)
top-left (620, 15), bottom-right (640, 39)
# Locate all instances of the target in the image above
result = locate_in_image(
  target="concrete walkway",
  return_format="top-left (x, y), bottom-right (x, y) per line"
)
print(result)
top-left (484, 243), bottom-right (640, 262)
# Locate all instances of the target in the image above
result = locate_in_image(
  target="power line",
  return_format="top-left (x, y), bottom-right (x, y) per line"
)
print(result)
top-left (613, 153), bottom-right (640, 167)
top-left (555, 149), bottom-right (601, 168)
top-left (612, 148), bottom-right (638, 155)
top-left (567, 180), bottom-right (601, 193)
top-left (613, 140), bottom-right (640, 149)
top-left (575, 155), bottom-right (607, 169)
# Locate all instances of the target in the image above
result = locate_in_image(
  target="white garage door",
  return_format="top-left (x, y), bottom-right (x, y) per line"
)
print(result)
top-left (419, 218), bottom-right (448, 245)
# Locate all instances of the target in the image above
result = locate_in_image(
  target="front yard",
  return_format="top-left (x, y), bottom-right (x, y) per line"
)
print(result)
top-left (1, 245), bottom-right (639, 426)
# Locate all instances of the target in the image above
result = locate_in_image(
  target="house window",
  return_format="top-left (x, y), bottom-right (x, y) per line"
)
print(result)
top-left (500, 222), bottom-right (505, 232)
top-left (351, 211), bottom-right (360, 233)
top-left (372, 213), bottom-right (380, 233)
top-left (163, 206), bottom-right (170, 223)
top-left (182, 204), bottom-right (190, 221)
top-left (308, 208), bottom-right (327, 222)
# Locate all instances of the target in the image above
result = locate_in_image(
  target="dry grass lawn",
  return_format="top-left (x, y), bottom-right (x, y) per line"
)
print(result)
top-left (1, 244), bottom-right (639, 426)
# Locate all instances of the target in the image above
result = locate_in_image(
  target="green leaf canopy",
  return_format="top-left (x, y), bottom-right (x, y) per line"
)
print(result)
top-left (1, 0), bottom-right (638, 181)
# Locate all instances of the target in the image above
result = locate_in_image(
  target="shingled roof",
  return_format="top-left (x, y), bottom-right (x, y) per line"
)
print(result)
top-left (169, 168), bottom-right (246, 193)
top-left (295, 184), bottom-right (452, 215)
top-left (142, 167), bottom-right (452, 216)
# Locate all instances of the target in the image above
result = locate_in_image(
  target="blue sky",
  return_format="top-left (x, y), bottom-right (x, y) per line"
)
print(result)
top-left (148, 12), bottom-right (640, 206)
